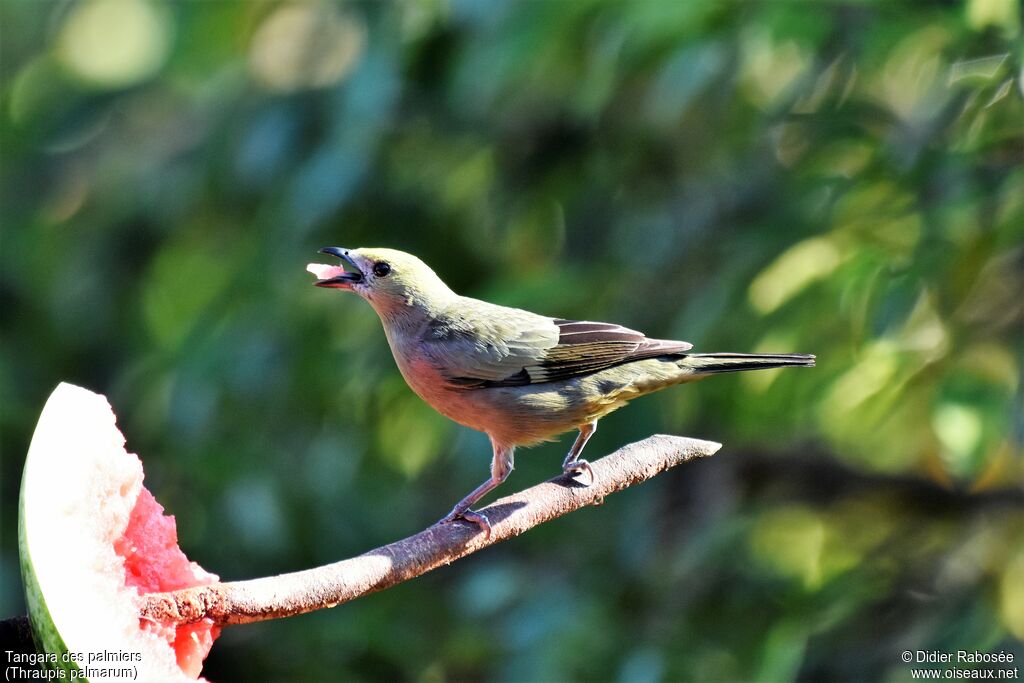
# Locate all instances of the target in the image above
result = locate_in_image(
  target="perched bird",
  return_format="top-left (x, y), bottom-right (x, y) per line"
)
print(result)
top-left (309, 247), bottom-right (814, 535)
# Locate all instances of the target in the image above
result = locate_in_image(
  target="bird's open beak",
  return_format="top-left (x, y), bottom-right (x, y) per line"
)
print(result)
top-left (308, 247), bottom-right (364, 289)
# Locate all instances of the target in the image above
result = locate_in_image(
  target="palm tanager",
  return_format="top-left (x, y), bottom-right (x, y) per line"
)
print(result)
top-left (308, 247), bottom-right (814, 535)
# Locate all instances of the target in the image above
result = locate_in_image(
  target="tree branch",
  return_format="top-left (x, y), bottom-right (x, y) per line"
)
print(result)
top-left (139, 434), bottom-right (722, 626)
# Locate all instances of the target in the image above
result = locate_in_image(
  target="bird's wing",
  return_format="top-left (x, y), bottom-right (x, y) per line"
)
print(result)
top-left (423, 301), bottom-right (693, 389)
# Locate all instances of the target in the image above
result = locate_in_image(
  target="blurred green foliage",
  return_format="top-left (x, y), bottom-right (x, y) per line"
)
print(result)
top-left (2, 0), bottom-right (1023, 680)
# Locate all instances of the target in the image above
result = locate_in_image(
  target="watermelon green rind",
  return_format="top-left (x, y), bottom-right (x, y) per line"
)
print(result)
top-left (19, 465), bottom-right (79, 676)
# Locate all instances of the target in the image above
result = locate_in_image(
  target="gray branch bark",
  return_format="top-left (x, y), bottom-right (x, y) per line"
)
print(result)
top-left (139, 434), bottom-right (722, 626)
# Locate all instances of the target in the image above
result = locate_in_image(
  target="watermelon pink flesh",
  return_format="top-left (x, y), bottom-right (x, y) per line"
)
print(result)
top-left (114, 487), bottom-right (219, 678)
top-left (307, 263), bottom-right (347, 280)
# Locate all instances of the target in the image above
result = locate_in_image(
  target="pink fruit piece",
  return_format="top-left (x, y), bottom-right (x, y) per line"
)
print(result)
top-left (307, 263), bottom-right (347, 280)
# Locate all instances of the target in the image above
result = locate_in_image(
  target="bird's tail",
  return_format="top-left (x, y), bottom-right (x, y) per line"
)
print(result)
top-left (681, 352), bottom-right (816, 374)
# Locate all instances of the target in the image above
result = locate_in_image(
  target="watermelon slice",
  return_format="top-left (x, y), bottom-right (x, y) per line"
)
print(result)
top-left (19, 383), bottom-right (220, 680)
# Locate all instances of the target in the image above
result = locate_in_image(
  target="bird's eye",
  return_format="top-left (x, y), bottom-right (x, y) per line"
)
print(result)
top-left (372, 262), bottom-right (391, 278)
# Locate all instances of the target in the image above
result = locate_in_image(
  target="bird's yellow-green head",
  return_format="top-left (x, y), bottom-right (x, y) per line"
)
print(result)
top-left (310, 247), bottom-right (456, 321)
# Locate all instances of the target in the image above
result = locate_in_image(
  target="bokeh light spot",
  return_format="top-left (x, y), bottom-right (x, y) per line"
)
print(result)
top-left (823, 342), bottom-right (899, 416)
top-left (750, 506), bottom-right (827, 589)
top-left (932, 403), bottom-right (984, 467)
top-left (877, 26), bottom-right (951, 122)
top-left (749, 237), bottom-right (843, 314)
top-left (1001, 549), bottom-right (1024, 639)
top-left (248, 3), bottom-right (365, 93)
top-left (740, 29), bottom-right (811, 107)
top-left (966, 0), bottom-right (1021, 35)
top-left (57, 0), bottom-right (171, 89)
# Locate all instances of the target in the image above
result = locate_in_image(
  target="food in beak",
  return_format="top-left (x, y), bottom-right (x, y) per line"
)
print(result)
top-left (307, 263), bottom-right (348, 281)
top-left (307, 263), bottom-right (362, 288)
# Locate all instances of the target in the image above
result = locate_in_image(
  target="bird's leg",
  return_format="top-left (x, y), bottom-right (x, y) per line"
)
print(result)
top-left (438, 443), bottom-right (514, 539)
top-left (562, 420), bottom-right (597, 484)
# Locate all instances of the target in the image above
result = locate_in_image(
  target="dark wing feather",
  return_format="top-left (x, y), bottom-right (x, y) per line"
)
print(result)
top-left (456, 318), bottom-right (693, 388)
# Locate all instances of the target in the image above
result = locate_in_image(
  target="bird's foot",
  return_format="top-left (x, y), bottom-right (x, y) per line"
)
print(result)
top-left (562, 458), bottom-right (594, 485)
top-left (438, 508), bottom-right (491, 540)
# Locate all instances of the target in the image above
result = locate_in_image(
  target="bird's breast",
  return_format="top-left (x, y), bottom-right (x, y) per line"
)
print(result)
top-left (384, 333), bottom-right (482, 425)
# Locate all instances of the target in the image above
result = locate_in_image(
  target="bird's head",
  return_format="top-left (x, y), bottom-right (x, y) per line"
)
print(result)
top-left (308, 247), bottom-right (456, 321)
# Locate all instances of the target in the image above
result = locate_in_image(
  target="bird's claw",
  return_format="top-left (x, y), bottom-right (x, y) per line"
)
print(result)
top-left (563, 459), bottom-right (594, 485)
top-left (438, 509), bottom-right (491, 540)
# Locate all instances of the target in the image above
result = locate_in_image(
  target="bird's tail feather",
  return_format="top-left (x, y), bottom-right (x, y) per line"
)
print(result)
top-left (682, 352), bottom-right (816, 374)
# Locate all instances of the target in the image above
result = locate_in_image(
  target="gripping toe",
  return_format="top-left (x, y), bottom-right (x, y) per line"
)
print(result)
top-left (563, 459), bottom-right (594, 485)
top-left (438, 509), bottom-right (491, 539)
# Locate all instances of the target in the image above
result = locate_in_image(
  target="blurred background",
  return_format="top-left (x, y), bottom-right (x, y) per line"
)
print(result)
top-left (2, 0), bottom-right (1023, 680)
